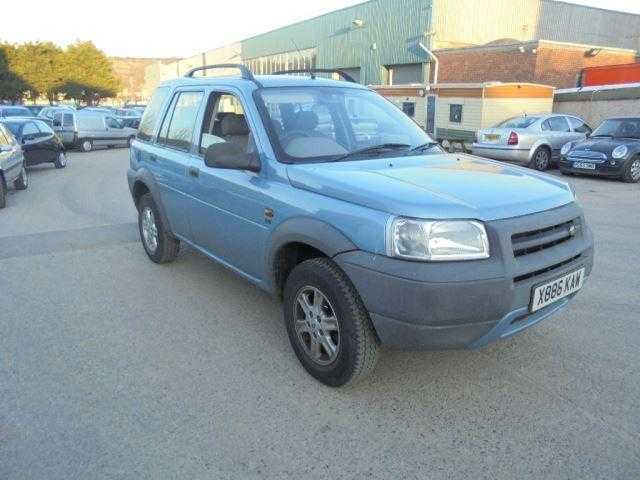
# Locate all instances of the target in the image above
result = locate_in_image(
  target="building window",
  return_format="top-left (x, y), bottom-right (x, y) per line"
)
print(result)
top-left (402, 102), bottom-right (415, 117)
top-left (387, 63), bottom-right (422, 85)
top-left (449, 104), bottom-right (463, 123)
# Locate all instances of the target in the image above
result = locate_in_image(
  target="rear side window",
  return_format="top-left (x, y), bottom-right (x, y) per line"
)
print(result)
top-left (158, 91), bottom-right (203, 151)
top-left (63, 113), bottom-right (74, 127)
top-left (22, 122), bottom-right (39, 136)
top-left (138, 86), bottom-right (170, 142)
top-left (544, 117), bottom-right (570, 132)
top-left (568, 117), bottom-right (592, 134)
top-left (34, 120), bottom-right (54, 134)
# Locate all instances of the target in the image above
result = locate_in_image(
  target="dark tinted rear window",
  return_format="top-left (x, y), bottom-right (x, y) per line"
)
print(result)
top-left (137, 87), bottom-right (170, 141)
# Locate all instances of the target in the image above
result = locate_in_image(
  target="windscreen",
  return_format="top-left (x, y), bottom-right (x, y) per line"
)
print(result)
top-left (257, 87), bottom-right (436, 163)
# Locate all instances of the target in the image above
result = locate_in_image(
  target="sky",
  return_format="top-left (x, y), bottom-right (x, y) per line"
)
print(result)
top-left (0, 0), bottom-right (639, 58)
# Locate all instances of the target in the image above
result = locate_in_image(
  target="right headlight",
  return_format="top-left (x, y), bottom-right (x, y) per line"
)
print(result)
top-left (612, 145), bottom-right (628, 159)
top-left (561, 142), bottom-right (574, 156)
top-left (386, 218), bottom-right (490, 261)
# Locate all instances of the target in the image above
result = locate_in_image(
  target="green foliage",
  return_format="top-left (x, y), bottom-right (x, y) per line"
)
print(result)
top-left (0, 43), bottom-right (31, 102)
top-left (61, 41), bottom-right (121, 105)
top-left (0, 40), bottom-right (120, 105)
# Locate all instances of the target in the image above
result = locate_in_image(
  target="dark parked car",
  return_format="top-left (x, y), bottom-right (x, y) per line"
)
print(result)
top-left (0, 118), bottom-right (67, 168)
top-left (560, 117), bottom-right (640, 183)
top-left (0, 105), bottom-right (33, 118)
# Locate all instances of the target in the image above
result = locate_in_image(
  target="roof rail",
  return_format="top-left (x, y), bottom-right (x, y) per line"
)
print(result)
top-left (184, 64), bottom-right (262, 87)
top-left (272, 68), bottom-right (357, 83)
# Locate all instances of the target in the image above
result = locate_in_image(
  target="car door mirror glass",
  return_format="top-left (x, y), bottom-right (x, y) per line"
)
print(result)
top-left (204, 141), bottom-right (260, 172)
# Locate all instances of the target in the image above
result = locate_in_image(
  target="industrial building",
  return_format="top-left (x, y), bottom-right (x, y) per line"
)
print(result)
top-left (144, 0), bottom-right (640, 94)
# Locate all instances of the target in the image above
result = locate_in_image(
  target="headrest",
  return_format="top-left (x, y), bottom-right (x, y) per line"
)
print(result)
top-left (221, 114), bottom-right (249, 136)
top-left (296, 111), bottom-right (319, 132)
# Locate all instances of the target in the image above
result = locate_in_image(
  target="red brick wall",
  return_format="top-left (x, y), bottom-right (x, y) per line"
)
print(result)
top-left (534, 46), bottom-right (637, 88)
top-left (436, 44), bottom-right (638, 89)
top-left (437, 49), bottom-right (537, 84)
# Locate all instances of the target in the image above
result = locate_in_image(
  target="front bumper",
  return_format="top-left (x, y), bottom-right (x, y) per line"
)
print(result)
top-left (472, 144), bottom-right (531, 164)
top-left (334, 203), bottom-right (594, 350)
top-left (559, 157), bottom-right (625, 178)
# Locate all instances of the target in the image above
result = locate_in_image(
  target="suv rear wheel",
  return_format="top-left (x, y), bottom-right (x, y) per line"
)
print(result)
top-left (283, 258), bottom-right (379, 387)
top-left (137, 193), bottom-right (180, 263)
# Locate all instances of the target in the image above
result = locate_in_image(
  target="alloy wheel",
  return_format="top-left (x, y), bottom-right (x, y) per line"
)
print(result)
top-left (140, 206), bottom-right (159, 254)
top-left (534, 150), bottom-right (550, 170)
top-left (630, 159), bottom-right (640, 181)
top-left (293, 286), bottom-right (341, 366)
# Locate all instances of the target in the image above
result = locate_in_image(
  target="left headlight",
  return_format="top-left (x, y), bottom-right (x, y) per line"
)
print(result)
top-left (612, 145), bottom-right (628, 159)
top-left (387, 218), bottom-right (490, 261)
top-left (561, 142), bottom-right (574, 156)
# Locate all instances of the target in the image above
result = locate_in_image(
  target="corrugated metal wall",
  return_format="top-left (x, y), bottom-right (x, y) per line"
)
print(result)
top-left (537, 0), bottom-right (640, 50)
top-left (240, 0), bottom-right (434, 85)
top-left (433, 0), bottom-right (541, 48)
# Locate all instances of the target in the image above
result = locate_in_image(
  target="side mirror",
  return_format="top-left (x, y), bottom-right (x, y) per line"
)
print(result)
top-left (204, 142), bottom-right (260, 172)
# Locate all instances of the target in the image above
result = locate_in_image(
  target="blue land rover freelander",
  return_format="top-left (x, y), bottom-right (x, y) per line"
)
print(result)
top-left (128, 65), bottom-right (594, 387)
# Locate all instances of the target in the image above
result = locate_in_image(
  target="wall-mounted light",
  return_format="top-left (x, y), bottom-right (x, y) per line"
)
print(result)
top-left (585, 48), bottom-right (602, 57)
top-left (518, 46), bottom-right (526, 53)
top-left (352, 19), bottom-right (365, 28)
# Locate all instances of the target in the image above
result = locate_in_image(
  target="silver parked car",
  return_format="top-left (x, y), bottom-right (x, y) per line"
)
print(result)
top-left (472, 114), bottom-right (592, 170)
top-left (0, 123), bottom-right (28, 209)
top-left (52, 110), bottom-right (138, 152)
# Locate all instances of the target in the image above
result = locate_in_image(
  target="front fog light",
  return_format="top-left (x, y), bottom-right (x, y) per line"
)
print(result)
top-left (388, 218), bottom-right (490, 261)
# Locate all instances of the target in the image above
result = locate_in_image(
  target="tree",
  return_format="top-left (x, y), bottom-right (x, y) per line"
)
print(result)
top-left (60, 41), bottom-right (121, 106)
top-left (0, 43), bottom-right (31, 103)
top-left (11, 42), bottom-right (65, 104)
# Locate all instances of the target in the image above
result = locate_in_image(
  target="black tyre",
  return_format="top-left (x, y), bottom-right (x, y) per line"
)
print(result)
top-left (622, 157), bottom-right (640, 183)
top-left (14, 166), bottom-right (28, 190)
top-left (283, 258), bottom-right (379, 387)
top-left (79, 139), bottom-right (93, 152)
top-left (0, 177), bottom-right (6, 209)
top-left (530, 147), bottom-right (551, 171)
top-left (54, 151), bottom-right (67, 169)
top-left (137, 193), bottom-right (180, 263)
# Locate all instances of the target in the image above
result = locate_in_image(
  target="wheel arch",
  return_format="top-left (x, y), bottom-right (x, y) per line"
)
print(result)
top-left (127, 168), bottom-right (174, 235)
top-left (528, 140), bottom-right (552, 161)
top-left (267, 217), bottom-right (358, 297)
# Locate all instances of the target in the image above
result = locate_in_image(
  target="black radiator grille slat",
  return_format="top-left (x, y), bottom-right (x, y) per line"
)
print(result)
top-left (514, 254), bottom-right (582, 283)
top-left (512, 219), bottom-right (579, 258)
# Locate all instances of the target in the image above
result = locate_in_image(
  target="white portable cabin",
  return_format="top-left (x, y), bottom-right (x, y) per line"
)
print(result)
top-left (371, 82), bottom-right (555, 151)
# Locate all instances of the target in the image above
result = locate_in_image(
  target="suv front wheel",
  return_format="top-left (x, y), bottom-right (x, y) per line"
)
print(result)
top-left (137, 193), bottom-right (180, 263)
top-left (283, 258), bottom-right (379, 387)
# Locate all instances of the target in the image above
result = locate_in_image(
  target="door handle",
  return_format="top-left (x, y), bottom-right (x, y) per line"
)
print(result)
top-left (188, 166), bottom-right (200, 178)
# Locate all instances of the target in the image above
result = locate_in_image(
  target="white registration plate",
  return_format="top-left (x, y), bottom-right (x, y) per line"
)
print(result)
top-left (530, 268), bottom-right (585, 312)
top-left (573, 162), bottom-right (595, 170)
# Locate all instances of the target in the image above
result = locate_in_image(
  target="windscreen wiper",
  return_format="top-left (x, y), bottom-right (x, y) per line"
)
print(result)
top-left (410, 141), bottom-right (441, 152)
top-left (335, 143), bottom-right (410, 161)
